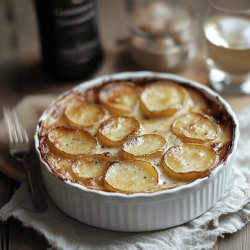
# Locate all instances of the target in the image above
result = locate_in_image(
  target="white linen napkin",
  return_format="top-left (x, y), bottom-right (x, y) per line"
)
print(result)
top-left (1, 97), bottom-right (250, 250)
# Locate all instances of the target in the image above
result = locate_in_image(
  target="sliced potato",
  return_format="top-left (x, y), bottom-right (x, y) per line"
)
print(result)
top-left (140, 81), bottom-right (188, 118)
top-left (104, 160), bottom-right (158, 193)
top-left (172, 112), bottom-right (219, 143)
top-left (96, 116), bottom-right (140, 147)
top-left (98, 82), bottom-right (140, 115)
top-left (47, 155), bottom-right (76, 181)
top-left (140, 118), bottom-right (170, 134)
top-left (72, 154), bottom-right (112, 180)
top-left (64, 100), bottom-right (106, 127)
top-left (162, 143), bottom-right (217, 182)
top-left (83, 87), bottom-right (98, 103)
top-left (120, 134), bottom-right (166, 159)
top-left (48, 126), bottom-right (97, 158)
top-left (55, 158), bottom-right (76, 180)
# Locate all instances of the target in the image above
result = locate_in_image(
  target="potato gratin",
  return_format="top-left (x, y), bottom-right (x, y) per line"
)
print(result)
top-left (38, 80), bottom-right (234, 194)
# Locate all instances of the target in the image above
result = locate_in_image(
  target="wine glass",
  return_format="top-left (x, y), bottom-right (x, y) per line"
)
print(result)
top-left (202, 0), bottom-right (250, 95)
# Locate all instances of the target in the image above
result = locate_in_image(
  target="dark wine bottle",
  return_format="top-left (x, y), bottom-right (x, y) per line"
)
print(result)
top-left (34, 0), bottom-right (103, 81)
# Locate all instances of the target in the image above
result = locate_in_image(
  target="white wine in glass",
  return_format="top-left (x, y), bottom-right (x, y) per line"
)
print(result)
top-left (203, 0), bottom-right (250, 95)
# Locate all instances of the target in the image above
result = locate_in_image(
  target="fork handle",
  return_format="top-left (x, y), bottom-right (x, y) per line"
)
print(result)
top-left (26, 168), bottom-right (48, 212)
top-left (21, 158), bottom-right (47, 212)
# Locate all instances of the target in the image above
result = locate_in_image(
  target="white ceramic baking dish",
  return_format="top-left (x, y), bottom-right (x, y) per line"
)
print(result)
top-left (34, 72), bottom-right (239, 232)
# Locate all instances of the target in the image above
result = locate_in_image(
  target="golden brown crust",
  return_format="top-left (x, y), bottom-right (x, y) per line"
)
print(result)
top-left (38, 79), bottom-right (235, 194)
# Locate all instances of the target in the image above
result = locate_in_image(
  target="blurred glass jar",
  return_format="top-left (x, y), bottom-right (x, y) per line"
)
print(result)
top-left (127, 0), bottom-right (194, 71)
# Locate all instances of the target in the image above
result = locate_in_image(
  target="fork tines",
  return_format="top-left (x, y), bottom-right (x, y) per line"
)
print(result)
top-left (3, 106), bottom-right (29, 146)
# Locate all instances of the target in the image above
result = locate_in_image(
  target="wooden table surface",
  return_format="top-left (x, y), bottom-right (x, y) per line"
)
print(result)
top-left (0, 0), bottom-right (250, 249)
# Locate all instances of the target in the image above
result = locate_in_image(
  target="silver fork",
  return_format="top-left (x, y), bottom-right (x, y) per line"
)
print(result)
top-left (3, 106), bottom-right (47, 212)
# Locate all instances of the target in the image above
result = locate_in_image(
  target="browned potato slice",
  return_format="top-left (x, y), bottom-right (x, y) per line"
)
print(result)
top-left (55, 158), bottom-right (76, 180)
top-left (104, 160), bottom-right (158, 193)
top-left (96, 116), bottom-right (140, 147)
top-left (83, 87), bottom-right (98, 103)
top-left (64, 100), bottom-right (106, 127)
top-left (172, 112), bottom-right (219, 143)
top-left (162, 143), bottom-right (217, 182)
top-left (72, 154), bottom-right (112, 180)
top-left (120, 134), bottom-right (166, 159)
top-left (98, 82), bottom-right (140, 115)
top-left (48, 126), bottom-right (97, 158)
top-left (47, 155), bottom-right (76, 181)
top-left (140, 81), bottom-right (188, 118)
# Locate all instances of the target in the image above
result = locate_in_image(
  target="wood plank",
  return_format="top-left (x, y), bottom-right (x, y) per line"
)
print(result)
top-left (0, 173), bottom-right (13, 250)
top-left (8, 218), bottom-right (49, 250)
top-left (217, 224), bottom-right (250, 250)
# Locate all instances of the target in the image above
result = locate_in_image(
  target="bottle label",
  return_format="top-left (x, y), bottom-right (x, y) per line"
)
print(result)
top-left (52, 0), bottom-right (101, 65)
